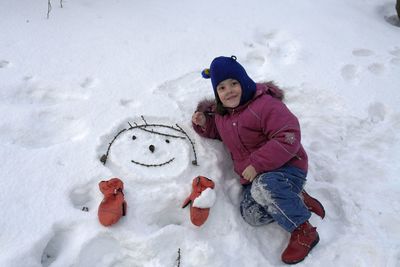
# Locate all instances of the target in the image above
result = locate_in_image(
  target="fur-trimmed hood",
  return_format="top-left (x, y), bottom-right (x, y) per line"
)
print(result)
top-left (192, 82), bottom-right (307, 185)
top-left (196, 82), bottom-right (284, 116)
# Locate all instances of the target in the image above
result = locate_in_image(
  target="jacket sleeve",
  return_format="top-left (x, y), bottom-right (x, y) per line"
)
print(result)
top-left (249, 99), bottom-right (302, 173)
top-left (192, 99), bottom-right (221, 140)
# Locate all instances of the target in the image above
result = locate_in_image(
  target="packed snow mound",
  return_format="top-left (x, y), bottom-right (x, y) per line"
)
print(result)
top-left (1, 0), bottom-right (399, 266)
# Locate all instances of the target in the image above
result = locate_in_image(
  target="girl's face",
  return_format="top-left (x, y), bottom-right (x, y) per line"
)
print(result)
top-left (216, 79), bottom-right (242, 108)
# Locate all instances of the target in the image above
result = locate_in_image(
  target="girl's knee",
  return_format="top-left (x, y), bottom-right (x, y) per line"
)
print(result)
top-left (250, 177), bottom-right (275, 206)
top-left (240, 204), bottom-right (265, 226)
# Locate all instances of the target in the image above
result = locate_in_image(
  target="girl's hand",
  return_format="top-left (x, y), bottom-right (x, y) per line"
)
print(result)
top-left (192, 112), bottom-right (206, 127)
top-left (242, 165), bottom-right (258, 182)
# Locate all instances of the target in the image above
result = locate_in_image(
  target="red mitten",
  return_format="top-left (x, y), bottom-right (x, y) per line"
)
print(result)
top-left (182, 176), bottom-right (215, 226)
top-left (98, 178), bottom-right (127, 226)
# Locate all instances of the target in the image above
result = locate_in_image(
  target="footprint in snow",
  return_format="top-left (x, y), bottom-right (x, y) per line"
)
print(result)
top-left (244, 30), bottom-right (301, 73)
top-left (340, 47), bottom-right (400, 82)
top-left (367, 63), bottom-right (385, 75)
top-left (41, 225), bottom-right (74, 267)
top-left (73, 235), bottom-right (123, 267)
top-left (340, 64), bottom-right (360, 82)
top-left (350, 48), bottom-right (385, 77)
top-left (69, 179), bottom-right (99, 211)
top-left (0, 110), bottom-right (88, 149)
top-left (0, 77), bottom-right (92, 148)
top-left (389, 47), bottom-right (400, 57)
top-left (0, 60), bottom-right (10, 68)
top-left (352, 48), bottom-right (374, 57)
top-left (153, 71), bottom-right (211, 118)
top-left (40, 223), bottom-right (123, 267)
top-left (389, 47), bottom-right (400, 66)
top-left (367, 102), bottom-right (386, 123)
top-left (11, 77), bottom-right (91, 105)
top-left (119, 98), bottom-right (141, 108)
top-left (80, 77), bottom-right (98, 89)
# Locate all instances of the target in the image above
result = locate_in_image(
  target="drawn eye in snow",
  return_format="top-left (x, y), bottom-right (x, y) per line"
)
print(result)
top-left (100, 116), bottom-right (198, 167)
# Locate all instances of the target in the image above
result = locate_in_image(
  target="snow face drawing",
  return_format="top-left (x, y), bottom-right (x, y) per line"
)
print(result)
top-left (100, 116), bottom-right (197, 179)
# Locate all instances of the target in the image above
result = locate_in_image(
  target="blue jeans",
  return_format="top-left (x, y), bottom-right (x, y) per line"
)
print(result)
top-left (240, 165), bottom-right (311, 232)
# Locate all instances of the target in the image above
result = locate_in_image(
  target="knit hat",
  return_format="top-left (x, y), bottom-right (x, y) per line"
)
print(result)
top-left (202, 56), bottom-right (256, 106)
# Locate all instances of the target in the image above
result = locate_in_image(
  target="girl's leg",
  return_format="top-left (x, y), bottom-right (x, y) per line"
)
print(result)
top-left (240, 184), bottom-right (274, 226)
top-left (250, 166), bottom-right (311, 232)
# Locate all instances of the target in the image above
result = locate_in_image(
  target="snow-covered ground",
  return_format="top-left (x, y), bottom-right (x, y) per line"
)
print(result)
top-left (1, 0), bottom-right (399, 266)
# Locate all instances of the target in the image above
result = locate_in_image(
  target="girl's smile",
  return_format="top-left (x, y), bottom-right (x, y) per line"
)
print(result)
top-left (216, 79), bottom-right (242, 108)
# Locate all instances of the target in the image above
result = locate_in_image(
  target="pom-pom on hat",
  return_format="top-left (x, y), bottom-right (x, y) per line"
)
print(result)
top-left (202, 56), bottom-right (256, 106)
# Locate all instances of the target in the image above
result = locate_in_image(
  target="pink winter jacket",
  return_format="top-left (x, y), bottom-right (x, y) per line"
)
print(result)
top-left (193, 83), bottom-right (308, 185)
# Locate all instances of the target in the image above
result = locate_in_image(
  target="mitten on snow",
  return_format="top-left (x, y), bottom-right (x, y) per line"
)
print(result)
top-left (98, 178), bottom-right (127, 226)
top-left (182, 176), bottom-right (215, 226)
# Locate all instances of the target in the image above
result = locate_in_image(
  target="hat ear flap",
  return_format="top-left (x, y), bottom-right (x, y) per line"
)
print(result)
top-left (201, 68), bottom-right (211, 79)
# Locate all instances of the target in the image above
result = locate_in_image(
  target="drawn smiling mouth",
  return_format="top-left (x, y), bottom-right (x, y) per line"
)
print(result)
top-left (131, 158), bottom-right (175, 167)
top-left (130, 143), bottom-right (176, 167)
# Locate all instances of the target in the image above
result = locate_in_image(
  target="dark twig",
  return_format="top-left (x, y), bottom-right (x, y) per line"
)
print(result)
top-left (47, 0), bottom-right (52, 19)
top-left (141, 115), bottom-right (148, 125)
top-left (100, 128), bottom-right (127, 165)
top-left (133, 123), bottom-right (180, 131)
top-left (136, 126), bottom-right (186, 139)
top-left (129, 122), bottom-right (187, 139)
top-left (131, 158), bottom-right (175, 167)
top-left (46, 0), bottom-right (64, 19)
top-left (175, 248), bottom-right (181, 267)
top-left (175, 124), bottom-right (198, 165)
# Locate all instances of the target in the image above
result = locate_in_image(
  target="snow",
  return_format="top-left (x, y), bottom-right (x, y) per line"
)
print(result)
top-left (192, 188), bottom-right (216, 209)
top-left (0, 0), bottom-right (399, 266)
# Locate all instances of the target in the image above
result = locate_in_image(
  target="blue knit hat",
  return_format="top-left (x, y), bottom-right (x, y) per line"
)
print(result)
top-left (202, 56), bottom-right (256, 106)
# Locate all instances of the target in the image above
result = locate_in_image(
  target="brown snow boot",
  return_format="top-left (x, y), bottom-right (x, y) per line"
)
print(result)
top-left (281, 221), bottom-right (319, 264)
top-left (302, 190), bottom-right (325, 219)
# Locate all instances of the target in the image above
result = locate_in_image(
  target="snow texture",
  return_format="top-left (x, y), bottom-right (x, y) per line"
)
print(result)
top-left (0, 0), bottom-right (400, 266)
top-left (192, 188), bottom-right (217, 209)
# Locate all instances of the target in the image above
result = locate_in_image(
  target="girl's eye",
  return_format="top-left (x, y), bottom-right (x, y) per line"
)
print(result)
top-left (232, 81), bottom-right (238, 86)
top-left (165, 139), bottom-right (170, 143)
top-left (132, 135), bottom-right (137, 140)
top-left (218, 86), bottom-right (225, 91)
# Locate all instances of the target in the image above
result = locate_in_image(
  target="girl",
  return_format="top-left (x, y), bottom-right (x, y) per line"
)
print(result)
top-left (192, 56), bottom-right (325, 264)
